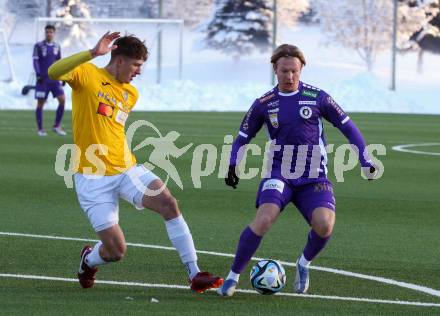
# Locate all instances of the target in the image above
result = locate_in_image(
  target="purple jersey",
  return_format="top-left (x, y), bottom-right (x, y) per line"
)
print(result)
top-left (230, 82), bottom-right (355, 185)
top-left (33, 41), bottom-right (61, 83)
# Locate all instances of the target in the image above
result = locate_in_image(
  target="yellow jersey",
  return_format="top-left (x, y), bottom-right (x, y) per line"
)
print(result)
top-left (49, 51), bottom-right (138, 175)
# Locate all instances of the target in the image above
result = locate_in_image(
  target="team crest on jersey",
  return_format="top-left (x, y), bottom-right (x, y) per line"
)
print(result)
top-left (97, 102), bottom-right (114, 117)
top-left (299, 106), bottom-right (312, 119)
top-left (269, 113), bottom-right (279, 128)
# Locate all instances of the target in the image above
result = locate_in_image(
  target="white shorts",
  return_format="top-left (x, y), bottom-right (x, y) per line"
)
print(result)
top-left (74, 165), bottom-right (159, 232)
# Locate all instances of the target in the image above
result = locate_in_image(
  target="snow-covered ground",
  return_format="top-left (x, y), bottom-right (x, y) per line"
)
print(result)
top-left (1, 23), bottom-right (439, 114)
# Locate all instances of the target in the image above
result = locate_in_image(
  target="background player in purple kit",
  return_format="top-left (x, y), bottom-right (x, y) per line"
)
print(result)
top-left (218, 44), bottom-right (377, 296)
top-left (33, 24), bottom-right (66, 136)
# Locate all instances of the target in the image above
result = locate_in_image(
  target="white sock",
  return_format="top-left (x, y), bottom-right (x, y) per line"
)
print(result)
top-left (185, 261), bottom-right (200, 280)
top-left (227, 270), bottom-right (240, 282)
top-left (85, 241), bottom-right (107, 268)
top-left (298, 254), bottom-right (311, 267)
top-left (165, 215), bottom-right (200, 279)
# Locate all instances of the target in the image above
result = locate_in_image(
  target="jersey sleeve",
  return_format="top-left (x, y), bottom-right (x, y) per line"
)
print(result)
top-left (319, 91), bottom-right (350, 129)
top-left (320, 92), bottom-right (372, 167)
top-left (238, 99), bottom-right (265, 140)
top-left (229, 99), bottom-right (265, 166)
top-left (339, 120), bottom-right (373, 167)
top-left (48, 50), bottom-right (93, 89)
top-left (32, 44), bottom-right (41, 76)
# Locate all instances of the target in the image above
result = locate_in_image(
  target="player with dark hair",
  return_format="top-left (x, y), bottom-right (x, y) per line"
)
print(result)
top-left (33, 24), bottom-right (66, 136)
top-left (218, 44), bottom-right (376, 296)
top-left (48, 32), bottom-right (223, 292)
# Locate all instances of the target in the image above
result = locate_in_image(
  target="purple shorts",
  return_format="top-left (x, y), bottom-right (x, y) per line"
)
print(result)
top-left (256, 177), bottom-right (336, 224)
top-left (35, 80), bottom-right (64, 100)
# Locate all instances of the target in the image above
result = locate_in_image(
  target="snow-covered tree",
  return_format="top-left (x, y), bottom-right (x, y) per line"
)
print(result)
top-left (400, 0), bottom-right (440, 72)
top-left (201, 0), bottom-right (272, 58)
top-left (0, 0), bottom-right (15, 40)
top-left (277, 0), bottom-right (310, 29)
top-left (398, 0), bottom-right (439, 49)
top-left (52, 0), bottom-right (96, 49)
top-left (164, 0), bottom-right (214, 26)
top-left (315, 0), bottom-right (434, 71)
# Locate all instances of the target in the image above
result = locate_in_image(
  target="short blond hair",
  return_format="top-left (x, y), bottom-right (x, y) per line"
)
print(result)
top-left (271, 44), bottom-right (306, 66)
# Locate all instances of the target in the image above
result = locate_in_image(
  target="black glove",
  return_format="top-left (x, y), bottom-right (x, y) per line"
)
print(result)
top-left (225, 165), bottom-right (239, 189)
top-left (368, 166), bottom-right (376, 181)
top-left (36, 76), bottom-right (44, 84)
top-left (362, 165), bottom-right (377, 181)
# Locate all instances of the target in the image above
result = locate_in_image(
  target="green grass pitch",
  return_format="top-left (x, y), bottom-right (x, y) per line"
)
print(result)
top-left (0, 110), bottom-right (439, 315)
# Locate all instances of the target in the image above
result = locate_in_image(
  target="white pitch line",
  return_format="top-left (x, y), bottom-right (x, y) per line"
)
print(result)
top-left (1, 273), bottom-right (440, 308)
top-left (392, 143), bottom-right (440, 156)
top-left (1, 231), bottom-right (440, 298)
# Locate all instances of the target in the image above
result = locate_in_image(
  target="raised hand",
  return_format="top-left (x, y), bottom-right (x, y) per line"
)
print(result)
top-left (90, 31), bottom-right (120, 58)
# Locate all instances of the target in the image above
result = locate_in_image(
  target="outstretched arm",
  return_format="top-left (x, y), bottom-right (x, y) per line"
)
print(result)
top-left (48, 31), bottom-right (120, 81)
top-left (338, 120), bottom-right (372, 167)
top-left (320, 93), bottom-right (376, 179)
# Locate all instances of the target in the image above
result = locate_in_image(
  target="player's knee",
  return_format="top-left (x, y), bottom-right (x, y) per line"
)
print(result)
top-left (311, 208), bottom-right (335, 238)
top-left (252, 215), bottom-right (275, 236)
top-left (159, 194), bottom-right (180, 219)
top-left (313, 220), bottom-right (334, 238)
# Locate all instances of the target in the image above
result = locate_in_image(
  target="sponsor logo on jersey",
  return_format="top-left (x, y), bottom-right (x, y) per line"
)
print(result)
top-left (115, 109), bottom-right (128, 126)
top-left (259, 93), bottom-right (276, 103)
top-left (97, 102), bottom-right (114, 117)
top-left (299, 100), bottom-right (317, 105)
top-left (242, 107), bottom-right (254, 131)
top-left (267, 100), bottom-right (279, 107)
top-left (268, 108), bottom-right (279, 113)
top-left (98, 91), bottom-right (125, 110)
top-left (269, 113), bottom-right (279, 128)
top-left (262, 179), bottom-right (285, 193)
top-left (327, 96), bottom-right (345, 116)
top-left (301, 90), bottom-right (318, 98)
top-left (299, 106), bottom-right (312, 119)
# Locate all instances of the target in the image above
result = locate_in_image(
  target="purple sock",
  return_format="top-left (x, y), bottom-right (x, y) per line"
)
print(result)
top-left (54, 104), bottom-right (65, 127)
top-left (231, 226), bottom-right (262, 274)
top-left (303, 230), bottom-right (331, 261)
top-left (36, 107), bottom-right (43, 130)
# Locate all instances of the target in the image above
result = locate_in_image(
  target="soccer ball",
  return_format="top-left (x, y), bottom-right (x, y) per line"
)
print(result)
top-left (250, 259), bottom-right (286, 295)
